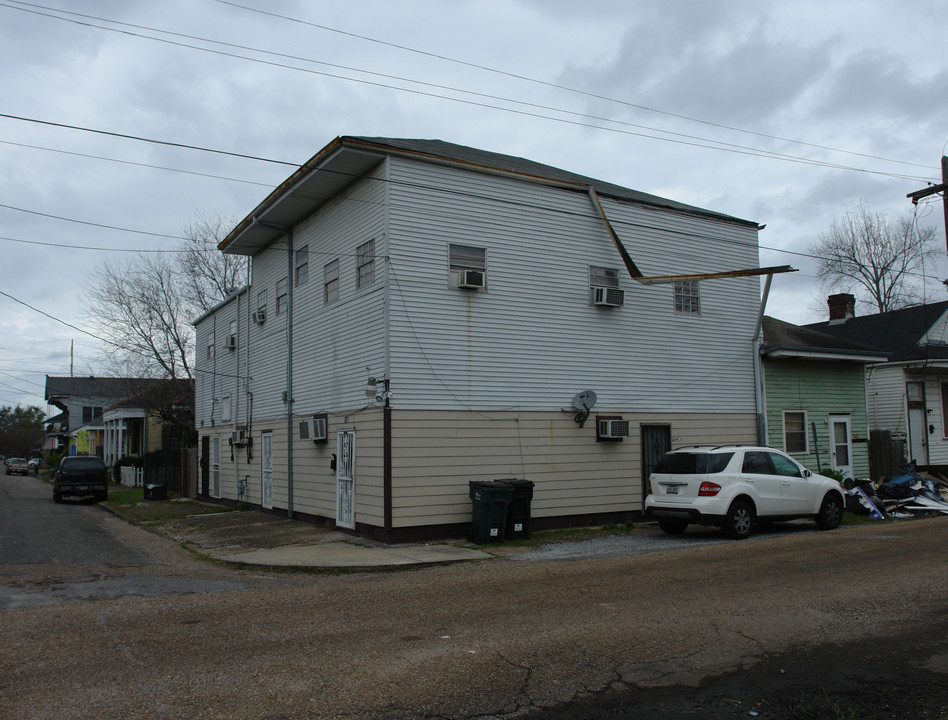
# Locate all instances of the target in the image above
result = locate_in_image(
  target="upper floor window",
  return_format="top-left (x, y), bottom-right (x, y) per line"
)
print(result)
top-left (783, 410), bottom-right (807, 453)
top-left (589, 266), bottom-right (623, 306)
top-left (256, 289), bottom-right (267, 311)
top-left (674, 280), bottom-right (700, 315)
top-left (295, 245), bottom-right (309, 286)
top-left (82, 406), bottom-right (103, 423)
top-left (324, 259), bottom-right (340, 303)
top-left (228, 320), bottom-right (237, 349)
top-left (207, 331), bottom-right (215, 361)
top-left (221, 395), bottom-right (232, 422)
top-left (450, 244), bottom-right (486, 289)
top-left (357, 239), bottom-right (375, 288)
top-left (276, 278), bottom-right (287, 315)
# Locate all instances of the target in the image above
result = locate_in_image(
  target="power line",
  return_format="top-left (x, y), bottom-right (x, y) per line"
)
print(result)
top-left (0, 234), bottom-right (180, 253)
top-left (0, 1), bottom-right (938, 183)
top-left (210, 0), bottom-right (939, 174)
top-left (0, 203), bottom-right (183, 240)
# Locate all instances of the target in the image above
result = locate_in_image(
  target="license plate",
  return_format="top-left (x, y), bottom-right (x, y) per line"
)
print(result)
top-left (666, 486), bottom-right (678, 495)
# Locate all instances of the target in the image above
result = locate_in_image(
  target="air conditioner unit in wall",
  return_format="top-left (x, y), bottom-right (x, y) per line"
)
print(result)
top-left (298, 415), bottom-right (328, 442)
top-left (597, 418), bottom-right (630, 439)
top-left (458, 270), bottom-right (486, 289)
top-left (251, 308), bottom-right (266, 325)
top-left (592, 285), bottom-right (624, 307)
top-left (225, 336), bottom-right (237, 349)
top-left (231, 428), bottom-right (249, 446)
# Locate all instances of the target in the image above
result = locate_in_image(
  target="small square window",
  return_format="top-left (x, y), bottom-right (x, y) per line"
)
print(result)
top-left (296, 245), bottom-right (309, 286)
top-left (324, 259), bottom-right (340, 303)
top-left (276, 278), bottom-right (287, 315)
top-left (783, 411), bottom-right (807, 453)
top-left (450, 244), bottom-right (486, 288)
top-left (357, 240), bottom-right (375, 288)
top-left (674, 280), bottom-right (701, 315)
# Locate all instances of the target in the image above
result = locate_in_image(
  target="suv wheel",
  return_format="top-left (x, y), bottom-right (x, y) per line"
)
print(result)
top-left (816, 493), bottom-right (843, 530)
top-left (724, 500), bottom-right (754, 539)
top-left (658, 520), bottom-right (688, 535)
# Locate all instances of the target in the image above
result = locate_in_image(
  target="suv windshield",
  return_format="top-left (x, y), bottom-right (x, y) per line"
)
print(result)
top-left (654, 452), bottom-right (733, 475)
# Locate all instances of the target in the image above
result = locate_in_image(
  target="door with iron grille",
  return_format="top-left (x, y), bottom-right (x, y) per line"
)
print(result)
top-left (336, 429), bottom-right (355, 529)
top-left (261, 431), bottom-right (273, 509)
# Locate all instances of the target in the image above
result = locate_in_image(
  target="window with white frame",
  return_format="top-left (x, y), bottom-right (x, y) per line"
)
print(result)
top-left (228, 320), bottom-right (237, 348)
top-left (783, 410), bottom-right (807, 453)
top-left (295, 245), bottom-right (309, 286)
top-left (207, 331), bottom-right (215, 361)
top-left (450, 244), bottom-right (486, 288)
top-left (357, 239), bottom-right (375, 288)
top-left (674, 280), bottom-right (701, 315)
top-left (221, 395), bottom-right (232, 422)
top-left (276, 277), bottom-right (287, 315)
top-left (324, 259), bottom-right (340, 303)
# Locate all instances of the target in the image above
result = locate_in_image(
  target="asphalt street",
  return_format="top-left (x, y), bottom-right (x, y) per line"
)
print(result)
top-left (1, 473), bottom-right (946, 719)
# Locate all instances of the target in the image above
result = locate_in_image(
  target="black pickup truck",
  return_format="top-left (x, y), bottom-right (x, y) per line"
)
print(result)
top-left (53, 456), bottom-right (109, 503)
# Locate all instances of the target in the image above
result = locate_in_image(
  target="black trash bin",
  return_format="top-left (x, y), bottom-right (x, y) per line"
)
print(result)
top-left (500, 479), bottom-right (534, 540)
top-left (144, 482), bottom-right (166, 500)
top-left (469, 480), bottom-right (514, 544)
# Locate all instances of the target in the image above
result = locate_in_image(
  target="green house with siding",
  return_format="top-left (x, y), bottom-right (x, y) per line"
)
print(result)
top-left (760, 316), bottom-right (886, 480)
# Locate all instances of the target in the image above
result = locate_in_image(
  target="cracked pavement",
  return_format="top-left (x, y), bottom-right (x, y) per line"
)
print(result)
top-left (2, 473), bottom-right (947, 719)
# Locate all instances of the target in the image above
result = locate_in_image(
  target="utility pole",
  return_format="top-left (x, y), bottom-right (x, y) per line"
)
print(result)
top-left (907, 156), bottom-right (948, 253)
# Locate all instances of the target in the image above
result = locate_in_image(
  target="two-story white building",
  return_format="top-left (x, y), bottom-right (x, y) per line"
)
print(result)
top-left (194, 136), bottom-right (776, 541)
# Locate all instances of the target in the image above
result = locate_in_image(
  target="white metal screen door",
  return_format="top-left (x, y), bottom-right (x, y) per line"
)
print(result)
top-left (211, 436), bottom-right (221, 498)
top-left (830, 417), bottom-right (852, 478)
top-left (336, 429), bottom-right (355, 529)
top-left (261, 431), bottom-right (273, 509)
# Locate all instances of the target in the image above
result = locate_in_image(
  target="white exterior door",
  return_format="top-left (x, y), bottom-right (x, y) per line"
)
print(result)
top-left (336, 429), bottom-right (355, 530)
top-left (261, 431), bottom-right (273, 509)
top-left (908, 406), bottom-right (929, 464)
top-left (211, 436), bottom-right (221, 498)
top-left (830, 416), bottom-right (853, 478)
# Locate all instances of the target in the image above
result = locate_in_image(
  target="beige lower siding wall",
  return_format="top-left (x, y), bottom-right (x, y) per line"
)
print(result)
top-left (200, 409), bottom-right (757, 534)
top-left (389, 410), bottom-right (758, 529)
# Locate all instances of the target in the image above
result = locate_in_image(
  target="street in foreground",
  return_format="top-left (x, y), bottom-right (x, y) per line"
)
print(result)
top-left (1, 473), bottom-right (946, 719)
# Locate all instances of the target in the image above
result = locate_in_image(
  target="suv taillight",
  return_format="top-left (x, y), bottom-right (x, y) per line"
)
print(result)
top-left (646, 479), bottom-right (652, 494)
top-left (699, 481), bottom-right (721, 496)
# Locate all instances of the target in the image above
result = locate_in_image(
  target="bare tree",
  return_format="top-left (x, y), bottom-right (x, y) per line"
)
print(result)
top-left (85, 253), bottom-right (195, 378)
top-left (810, 201), bottom-right (938, 313)
top-left (178, 213), bottom-right (248, 311)
top-left (83, 213), bottom-right (248, 379)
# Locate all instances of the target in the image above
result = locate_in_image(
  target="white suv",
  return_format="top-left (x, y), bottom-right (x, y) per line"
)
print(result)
top-left (644, 445), bottom-right (845, 539)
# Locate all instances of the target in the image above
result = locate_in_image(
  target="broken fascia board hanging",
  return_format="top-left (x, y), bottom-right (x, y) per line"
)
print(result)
top-left (587, 187), bottom-right (796, 285)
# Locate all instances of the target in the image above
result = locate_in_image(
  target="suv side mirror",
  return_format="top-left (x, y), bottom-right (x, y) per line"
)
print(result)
top-left (803, 469), bottom-right (811, 478)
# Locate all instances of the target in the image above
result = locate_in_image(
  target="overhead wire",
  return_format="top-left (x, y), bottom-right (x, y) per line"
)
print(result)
top-left (0, 1), bottom-right (938, 182)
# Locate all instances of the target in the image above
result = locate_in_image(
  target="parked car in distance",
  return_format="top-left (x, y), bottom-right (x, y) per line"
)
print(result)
top-left (5, 457), bottom-right (29, 476)
top-left (28, 457), bottom-right (41, 469)
top-left (53, 455), bottom-right (109, 503)
top-left (644, 445), bottom-right (845, 539)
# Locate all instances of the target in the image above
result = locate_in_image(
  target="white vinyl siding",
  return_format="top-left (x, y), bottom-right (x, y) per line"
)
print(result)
top-left (385, 156), bottom-right (759, 413)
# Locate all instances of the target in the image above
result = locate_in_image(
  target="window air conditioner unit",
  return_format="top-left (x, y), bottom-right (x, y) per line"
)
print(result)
top-left (231, 428), bottom-right (249, 446)
top-left (251, 308), bottom-right (266, 325)
top-left (592, 285), bottom-right (624, 307)
top-left (298, 415), bottom-right (328, 442)
top-left (458, 270), bottom-right (485, 289)
top-left (597, 418), bottom-right (630, 439)
top-left (225, 335), bottom-right (237, 349)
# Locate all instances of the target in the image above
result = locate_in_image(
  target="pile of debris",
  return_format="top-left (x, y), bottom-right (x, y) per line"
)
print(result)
top-left (847, 462), bottom-right (948, 519)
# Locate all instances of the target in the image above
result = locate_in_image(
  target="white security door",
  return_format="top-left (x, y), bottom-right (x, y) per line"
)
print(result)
top-left (908, 406), bottom-right (929, 464)
top-left (261, 431), bottom-right (273, 509)
top-left (830, 416), bottom-right (853, 478)
top-left (336, 429), bottom-right (355, 529)
top-left (211, 436), bottom-right (221, 498)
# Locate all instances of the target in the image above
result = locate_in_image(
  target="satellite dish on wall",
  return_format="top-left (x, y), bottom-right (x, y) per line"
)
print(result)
top-left (571, 390), bottom-right (597, 412)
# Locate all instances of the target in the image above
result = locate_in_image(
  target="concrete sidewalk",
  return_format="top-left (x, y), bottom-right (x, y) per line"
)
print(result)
top-left (141, 507), bottom-right (492, 569)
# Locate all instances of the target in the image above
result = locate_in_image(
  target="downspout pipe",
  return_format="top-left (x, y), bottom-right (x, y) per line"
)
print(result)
top-left (252, 216), bottom-right (295, 518)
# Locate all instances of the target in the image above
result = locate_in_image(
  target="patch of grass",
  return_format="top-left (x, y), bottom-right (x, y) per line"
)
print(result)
top-left (102, 486), bottom-right (232, 523)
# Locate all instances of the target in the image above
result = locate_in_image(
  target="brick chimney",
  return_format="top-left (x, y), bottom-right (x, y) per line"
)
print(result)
top-left (828, 293), bottom-right (855, 324)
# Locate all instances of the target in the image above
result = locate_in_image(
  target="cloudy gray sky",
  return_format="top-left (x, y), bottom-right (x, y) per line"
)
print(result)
top-left (1, 0), bottom-right (946, 412)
